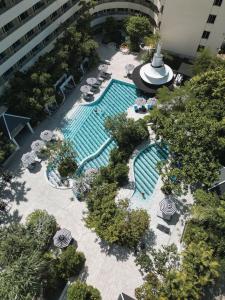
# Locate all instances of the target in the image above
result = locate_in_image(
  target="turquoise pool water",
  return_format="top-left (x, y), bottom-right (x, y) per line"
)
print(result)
top-left (59, 79), bottom-right (168, 201)
top-left (133, 144), bottom-right (168, 200)
top-left (62, 80), bottom-right (139, 169)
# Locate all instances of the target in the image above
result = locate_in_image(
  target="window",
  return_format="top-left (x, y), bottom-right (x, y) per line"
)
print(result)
top-left (202, 31), bottom-right (210, 39)
top-left (19, 11), bottom-right (29, 21)
top-left (38, 20), bottom-right (46, 29)
top-left (0, 50), bottom-right (6, 63)
top-left (213, 0), bottom-right (223, 6)
top-left (0, 0), bottom-right (6, 9)
top-left (207, 14), bottom-right (216, 24)
top-left (18, 55), bottom-right (28, 66)
top-left (25, 29), bottom-right (35, 40)
top-left (3, 21), bottom-right (14, 33)
top-left (197, 45), bottom-right (205, 52)
top-left (11, 39), bottom-right (21, 51)
top-left (33, 1), bottom-right (44, 11)
top-left (62, 3), bottom-right (69, 11)
top-left (50, 11), bottom-right (58, 20)
top-left (2, 67), bottom-right (14, 80)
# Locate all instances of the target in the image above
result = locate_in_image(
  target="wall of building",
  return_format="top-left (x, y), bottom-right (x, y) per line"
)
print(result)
top-left (160, 0), bottom-right (225, 57)
top-left (0, 0), bottom-right (157, 88)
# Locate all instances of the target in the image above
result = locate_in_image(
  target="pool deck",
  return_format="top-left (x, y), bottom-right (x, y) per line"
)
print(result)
top-left (2, 43), bottom-right (193, 299)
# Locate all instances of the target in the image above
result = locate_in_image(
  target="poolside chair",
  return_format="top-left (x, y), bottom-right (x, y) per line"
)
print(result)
top-left (90, 86), bottom-right (99, 93)
top-left (101, 59), bottom-right (110, 65)
top-left (157, 223), bottom-right (171, 234)
top-left (100, 73), bottom-right (109, 79)
top-left (97, 77), bottom-right (104, 83)
top-left (146, 103), bottom-right (152, 110)
top-left (83, 94), bottom-right (92, 101)
top-left (134, 105), bottom-right (139, 113)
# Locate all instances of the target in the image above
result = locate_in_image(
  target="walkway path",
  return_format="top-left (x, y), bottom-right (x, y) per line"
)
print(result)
top-left (2, 43), bottom-right (193, 299)
top-left (2, 44), bottom-right (144, 300)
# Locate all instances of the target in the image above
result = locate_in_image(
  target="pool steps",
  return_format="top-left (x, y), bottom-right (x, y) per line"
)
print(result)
top-left (133, 144), bottom-right (168, 198)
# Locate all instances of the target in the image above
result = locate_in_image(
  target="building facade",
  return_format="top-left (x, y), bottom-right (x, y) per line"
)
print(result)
top-left (0, 0), bottom-right (158, 90)
top-left (160, 0), bottom-right (225, 57)
top-left (0, 0), bottom-right (225, 90)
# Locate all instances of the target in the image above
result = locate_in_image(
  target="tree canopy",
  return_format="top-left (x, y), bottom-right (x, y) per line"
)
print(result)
top-left (67, 281), bottom-right (101, 300)
top-left (150, 66), bottom-right (225, 195)
top-left (125, 16), bottom-right (152, 51)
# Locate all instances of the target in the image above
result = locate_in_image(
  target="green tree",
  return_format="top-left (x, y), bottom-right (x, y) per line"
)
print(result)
top-left (105, 113), bottom-right (149, 156)
top-left (135, 272), bottom-right (161, 300)
top-left (193, 48), bottom-right (225, 75)
top-left (0, 223), bottom-right (35, 267)
top-left (26, 209), bottom-right (57, 251)
top-left (0, 130), bottom-right (15, 164)
top-left (76, 0), bottom-right (97, 33)
top-left (48, 140), bottom-right (77, 177)
top-left (0, 252), bottom-right (46, 300)
top-left (125, 16), bottom-right (152, 51)
top-left (104, 17), bottom-right (118, 35)
top-left (67, 281), bottom-right (101, 300)
top-left (150, 68), bottom-right (225, 195)
top-left (57, 246), bottom-right (86, 279)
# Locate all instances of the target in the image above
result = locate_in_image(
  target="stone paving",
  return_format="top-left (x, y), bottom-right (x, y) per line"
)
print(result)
top-left (2, 43), bottom-right (193, 299)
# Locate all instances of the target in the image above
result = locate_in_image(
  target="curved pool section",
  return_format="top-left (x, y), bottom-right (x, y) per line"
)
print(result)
top-left (62, 80), bottom-right (140, 169)
top-left (133, 144), bottom-right (168, 200)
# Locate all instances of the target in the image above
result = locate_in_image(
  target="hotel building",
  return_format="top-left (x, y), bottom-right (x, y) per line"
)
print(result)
top-left (0, 0), bottom-right (225, 90)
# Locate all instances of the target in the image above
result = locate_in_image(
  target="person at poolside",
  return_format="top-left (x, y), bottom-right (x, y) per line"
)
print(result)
top-left (141, 192), bottom-right (145, 199)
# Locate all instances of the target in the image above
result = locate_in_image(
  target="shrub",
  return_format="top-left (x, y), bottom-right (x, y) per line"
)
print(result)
top-left (67, 281), bottom-right (101, 300)
top-left (113, 163), bottom-right (129, 186)
top-left (109, 148), bottom-right (129, 165)
top-left (57, 246), bottom-right (86, 279)
top-left (26, 210), bottom-right (57, 251)
top-left (58, 157), bottom-right (77, 178)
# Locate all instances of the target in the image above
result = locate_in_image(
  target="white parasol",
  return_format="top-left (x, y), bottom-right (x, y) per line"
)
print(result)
top-left (98, 64), bottom-right (108, 73)
top-left (31, 140), bottom-right (45, 152)
top-left (80, 85), bottom-right (91, 94)
top-left (21, 151), bottom-right (36, 168)
top-left (87, 78), bottom-right (97, 85)
top-left (40, 130), bottom-right (53, 142)
top-left (135, 97), bottom-right (147, 106)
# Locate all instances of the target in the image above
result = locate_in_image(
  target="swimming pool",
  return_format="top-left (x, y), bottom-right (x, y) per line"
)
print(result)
top-left (132, 144), bottom-right (169, 200)
top-left (62, 80), bottom-right (139, 170)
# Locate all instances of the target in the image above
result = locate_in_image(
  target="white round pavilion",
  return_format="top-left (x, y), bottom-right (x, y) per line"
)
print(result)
top-left (140, 43), bottom-right (174, 86)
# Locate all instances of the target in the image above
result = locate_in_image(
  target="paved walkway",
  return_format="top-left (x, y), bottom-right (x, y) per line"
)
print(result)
top-left (2, 45), bottom-right (144, 300)
top-left (2, 43), bottom-right (193, 299)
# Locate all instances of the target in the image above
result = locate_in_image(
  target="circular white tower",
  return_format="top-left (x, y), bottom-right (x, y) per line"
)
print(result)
top-left (140, 43), bottom-right (174, 86)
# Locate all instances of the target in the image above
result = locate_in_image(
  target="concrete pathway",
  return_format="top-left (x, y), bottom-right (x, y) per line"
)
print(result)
top-left (1, 43), bottom-right (193, 299)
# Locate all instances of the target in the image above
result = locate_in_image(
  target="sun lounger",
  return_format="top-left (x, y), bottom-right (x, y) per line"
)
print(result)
top-left (134, 105), bottom-right (139, 112)
top-left (157, 210), bottom-right (171, 221)
top-left (83, 94), bottom-right (93, 101)
top-left (146, 103), bottom-right (153, 110)
top-left (157, 223), bottom-right (171, 234)
top-left (97, 77), bottom-right (104, 83)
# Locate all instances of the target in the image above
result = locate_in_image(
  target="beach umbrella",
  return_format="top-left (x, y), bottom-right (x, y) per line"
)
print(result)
top-left (135, 97), bottom-right (146, 106)
top-left (85, 168), bottom-right (98, 176)
top-left (31, 140), bottom-right (45, 152)
top-left (147, 97), bottom-right (157, 106)
top-left (160, 198), bottom-right (176, 217)
top-left (125, 64), bottom-right (135, 74)
top-left (87, 78), bottom-right (97, 85)
top-left (98, 64), bottom-right (108, 72)
top-left (21, 151), bottom-right (36, 167)
top-left (85, 168), bottom-right (98, 185)
top-left (53, 228), bottom-right (72, 248)
top-left (40, 130), bottom-right (53, 142)
top-left (80, 85), bottom-right (91, 94)
top-left (72, 178), bottom-right (90, 199)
